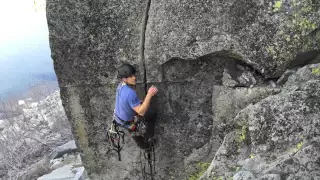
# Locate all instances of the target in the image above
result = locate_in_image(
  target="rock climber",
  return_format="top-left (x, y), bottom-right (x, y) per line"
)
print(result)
top-left (113, 63), bottom-right (158, 149)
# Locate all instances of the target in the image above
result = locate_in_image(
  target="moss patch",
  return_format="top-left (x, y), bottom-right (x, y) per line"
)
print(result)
top-left (75, 119), bottom-right (95, 170)
top-left (187, 162), bottom-right (210, 180)
top-left (311, 68), bottom-right (320, 75)
top-left (296, 142), bottom-right (303, 150)
top-left (273, 1), bottom-right (282, 12)
top-left (229, 165), bottom-right (242, 172)
top-left (267, 0), bottom-right (319, 65)
top-left (292, 141), bottom-right (304, 153)
top-left (212, 177), bottom-right (224, 180)
top-left (236, 125), bottom-right (248, 143)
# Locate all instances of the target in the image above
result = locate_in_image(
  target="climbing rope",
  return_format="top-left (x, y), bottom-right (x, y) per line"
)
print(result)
top-left (106, 115), bottom-right (157, 179)
top-left (140, 139), bottom-right (156, 180)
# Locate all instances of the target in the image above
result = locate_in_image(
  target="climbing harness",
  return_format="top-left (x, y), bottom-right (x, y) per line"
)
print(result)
top-left (106, 120), bottom-right (125, 161)
top-left (106, 82), bottom-right (129, 161)
top-left (107, 82), bottom-right (157, 178)
top-left (107, 115), bottom-right (157, 179)
top-left (106, 114), bottom-right (147, 161)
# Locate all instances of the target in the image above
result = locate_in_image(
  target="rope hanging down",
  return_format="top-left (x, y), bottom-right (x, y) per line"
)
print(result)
top-left (106, 116), bottom-right (157, 179)
top-left (140, 139), bottom-right (156, 180)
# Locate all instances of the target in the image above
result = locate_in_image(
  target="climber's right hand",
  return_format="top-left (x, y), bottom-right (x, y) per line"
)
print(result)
top-left (147, 85), bottom-right (158, 97)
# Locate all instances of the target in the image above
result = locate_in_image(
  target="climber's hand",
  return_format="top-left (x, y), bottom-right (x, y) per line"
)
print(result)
top-left (147, 85), bottom-right (158, 97)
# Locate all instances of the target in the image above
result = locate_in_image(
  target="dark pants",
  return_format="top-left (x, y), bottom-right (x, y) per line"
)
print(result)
top-left (132, 107), bottom-right (156, 149)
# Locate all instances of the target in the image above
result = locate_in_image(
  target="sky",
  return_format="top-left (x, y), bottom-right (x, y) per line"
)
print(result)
top-left (0, 0), bottom-right (47, 55)
top-left (0, 0), bottom-right (57, 99)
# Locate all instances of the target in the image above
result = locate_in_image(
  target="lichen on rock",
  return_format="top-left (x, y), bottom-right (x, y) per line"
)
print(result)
top-left (46, 0), bottom-right (320, 178)
top-left (266, 0), bottom-right (320, 68)
top-left (201, 64), bottom-right (320, 180)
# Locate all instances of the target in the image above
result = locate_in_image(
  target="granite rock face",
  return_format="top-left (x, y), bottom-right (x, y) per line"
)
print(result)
top-left (201, 64), bottom-right (320, 180)
top-left (46, 0), bottom-right (320, 179)
top-left (46, 0), bottom-right (149, 179)
top-left (145, 0), bottom-right (320, 80)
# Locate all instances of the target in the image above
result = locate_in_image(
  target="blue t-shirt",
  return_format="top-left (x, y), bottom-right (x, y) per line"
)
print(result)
top-left (115, 83), bottom-right (141, 121)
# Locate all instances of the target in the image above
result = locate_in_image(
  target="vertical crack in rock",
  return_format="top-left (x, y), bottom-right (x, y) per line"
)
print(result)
top-left (140, 0), bottom-right (152, 93)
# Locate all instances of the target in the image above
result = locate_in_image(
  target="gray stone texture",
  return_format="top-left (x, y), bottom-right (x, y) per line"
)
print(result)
top-left (46, 0), bottom-right (320, 179)
top-left (48, 140), bottom-right (78, 160)
top-left (145, 0), bottom-right (320, 80)
top-left (47, 0), bottom-right (149, 179)
top-left (201, 64), bottom-right (320, 180)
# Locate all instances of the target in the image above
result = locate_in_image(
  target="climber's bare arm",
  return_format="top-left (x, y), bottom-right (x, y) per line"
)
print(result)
top-left (133, 86), bottom-right (158, 116)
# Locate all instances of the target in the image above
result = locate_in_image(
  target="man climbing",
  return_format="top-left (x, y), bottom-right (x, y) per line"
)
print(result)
top-left (114, 63), bottom-right (158, 149)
